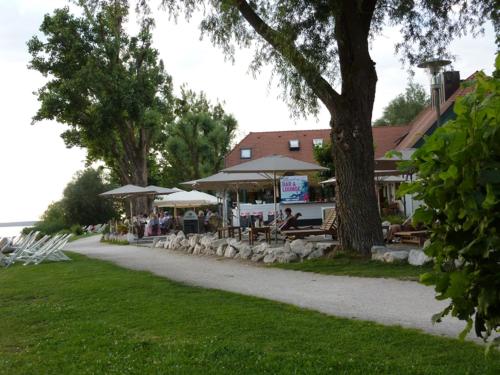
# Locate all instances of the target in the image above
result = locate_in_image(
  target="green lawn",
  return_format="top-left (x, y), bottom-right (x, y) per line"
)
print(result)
top-left (1, 254), bottom-right (498, 374)
top-left (274, 254), bottom-right (433, 281)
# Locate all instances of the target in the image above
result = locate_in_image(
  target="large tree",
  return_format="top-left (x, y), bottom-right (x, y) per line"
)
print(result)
top-left (28, 0), bottom-right (174, 213)
top-left (157, 0), bottom-right (498, 253)
top-left (374, 83), bottom-right (429, 126)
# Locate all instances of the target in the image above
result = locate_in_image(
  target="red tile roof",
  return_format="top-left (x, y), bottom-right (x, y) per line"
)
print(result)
top-left (225, 126), bottom-right (410, 168)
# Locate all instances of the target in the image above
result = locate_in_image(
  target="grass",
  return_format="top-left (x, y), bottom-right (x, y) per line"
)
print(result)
top-left (100, 238), bottom-right (129, 245)
top-left (274, 253), bottom-right (433, 281)
top-left (1, 254), bottom-right (498, 374)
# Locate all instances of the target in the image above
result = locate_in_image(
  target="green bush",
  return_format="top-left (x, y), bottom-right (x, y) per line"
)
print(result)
top-left (399, 55), bottom-right (500, 348)
top-left (70, 224), bottom-right (84, 236)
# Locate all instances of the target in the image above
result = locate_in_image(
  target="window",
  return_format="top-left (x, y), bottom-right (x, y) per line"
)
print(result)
top-left (289, 139), bottom-right (300, 150)
top-left (313, 138), bottom-right (323, 147)
top-left (240, 148), bottom-right (252, 159)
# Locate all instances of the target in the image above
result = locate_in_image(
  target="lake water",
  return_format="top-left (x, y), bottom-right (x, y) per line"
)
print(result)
top-left (0, 226), bottom-right (28, 238)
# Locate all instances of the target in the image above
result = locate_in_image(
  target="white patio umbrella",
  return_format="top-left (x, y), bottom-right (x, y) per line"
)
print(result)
top-left (153, 190), bottom-right (218, 208)
top-left (221, 155), bottom-right (328, 241)
top-left (182, 172), bottom-right (272, 227)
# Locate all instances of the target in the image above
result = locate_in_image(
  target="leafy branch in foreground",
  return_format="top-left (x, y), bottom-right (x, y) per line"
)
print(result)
top-left (399, 54), bottom-right (500, 348)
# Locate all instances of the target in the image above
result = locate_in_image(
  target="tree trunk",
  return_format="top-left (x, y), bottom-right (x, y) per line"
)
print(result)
top-left (330, 0), bottom-right (384, 254)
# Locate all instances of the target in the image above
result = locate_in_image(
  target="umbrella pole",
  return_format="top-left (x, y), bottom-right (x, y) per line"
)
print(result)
top-left (236, 187), bottom-right (240, 228)
top-left (274, 171), bottom-right (278, 243)
top-left (222, 188), bottom-right (227, 228)
top-left (129, 199), bottom-right (134, 235)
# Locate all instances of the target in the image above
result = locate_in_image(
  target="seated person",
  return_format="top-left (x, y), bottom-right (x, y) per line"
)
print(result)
top-left (279, 208), bottom-right (302, 231)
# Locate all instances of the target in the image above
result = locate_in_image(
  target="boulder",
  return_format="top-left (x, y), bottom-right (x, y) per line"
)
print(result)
top-left (251, 253), bottom-right (266, 262)
top-left (408, 249), bottom-right (432, 266)
top-left (200, 235), bottom-right (215, 248)
top-left (216, 244), bottom-right (227, 257)
top-left (307, 248), bottom-right (325, 260)
top-left (277, 252), bottom-right (299, 263)
top-left (238, 245), bottom-right (253, 260)
top-left (188, 234), bottom-right (200, 248)
top-left (290, 239), bottom-right (307, 255)
top-left (180, 239), bottom-right (189, 247)
top-left (383, 250), bottom-right (409, 263)
top-left (204, 247), bottom-right (216, 256)
top-left (176, 231), bottom-right (186, 240)
top-left (155, 240), bottom-right (165, 248)
top-left (224, 245), bottom-right (238, 258)
top-left (252, 242), bottom-right (269, 254)
top-left (263, 253), bottom-right (277, 264)
top-left (193, 244), bottom-right (203, 255)
top-left (371, 245), bottom-right (389, 261)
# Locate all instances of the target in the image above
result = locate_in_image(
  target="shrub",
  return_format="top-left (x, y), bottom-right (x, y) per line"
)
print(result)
top-left (70, 224), bottom-right (84, 236)
top-left (399, 55), bottom-right (500, 348)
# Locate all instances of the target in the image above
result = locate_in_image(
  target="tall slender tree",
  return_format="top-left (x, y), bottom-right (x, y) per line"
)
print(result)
top-left (157, 0), bottom-right (498, 253)
top-left (28, 0), bottom-right (174, 213)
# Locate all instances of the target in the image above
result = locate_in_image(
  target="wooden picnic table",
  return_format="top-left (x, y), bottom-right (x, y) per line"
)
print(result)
top-left (249, 226), bottom-right (271, 245)
top-left (217, 226), bottom-right (242, 241)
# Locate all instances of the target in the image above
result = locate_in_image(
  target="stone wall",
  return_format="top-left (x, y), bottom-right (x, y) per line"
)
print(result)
top-left (154, 232), bottom-right (334, 264)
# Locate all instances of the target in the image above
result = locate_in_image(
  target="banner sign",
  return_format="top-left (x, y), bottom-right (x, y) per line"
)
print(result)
top-left (280, 176), bottom-right (309, 202)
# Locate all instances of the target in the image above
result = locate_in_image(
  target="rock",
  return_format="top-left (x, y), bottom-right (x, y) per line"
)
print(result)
top-left (200, 235), bottom-right (215, 248)
top-left (263, 253), bottom-right (277, 264)
top-left (251, 253), bottom-right (266, 262)
top-left (155, 240), bottom-right (164, 248)
top-left (204, 247), bottom-right (216, 256)
top-left (408, 249), bottom-right (432, 266)
top-left (371, 245), bottom-right (388, 261)
top-left (277, 252), bottom-right (299, 263)
top-left (188, 234), bottom-right (200, 248)
top-left (290, 239), bottom-right (307, 255)
top-left (266, 246), bottom-right (285, 256)
top-left (307, 248), bottom-right (325, 260)
top-left (211, 238), bottom-right (227, 249)
top-left (176, 231), bottom-right (186, 240)
top-left (216, 244), bottom-right (227, 257)
top-left (193, 244), bottom-right (203, 255)
top-left (252, 242), bottom-right (269, 254)
top-left (224, 245), bottom-right (238, 258)
top-left (180, 239), bottom-right (189, 247)
top-left (238, 245), bottom-right (253, 260)
top-left (383, 250), bottom-right (409, 263)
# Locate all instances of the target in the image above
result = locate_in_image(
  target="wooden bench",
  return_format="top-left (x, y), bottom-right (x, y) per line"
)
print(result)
top-left (393, 230), bottom-right (428, 246)
top-left (281, 208), bottom-right (337, 240)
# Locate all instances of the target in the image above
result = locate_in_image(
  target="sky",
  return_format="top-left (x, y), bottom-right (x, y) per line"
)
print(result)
top-left (0, 0), bottom-right (497, 222)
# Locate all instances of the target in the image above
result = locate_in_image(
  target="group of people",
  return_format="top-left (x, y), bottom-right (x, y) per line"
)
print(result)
top-left (125, 211), bottom-right (175, 238)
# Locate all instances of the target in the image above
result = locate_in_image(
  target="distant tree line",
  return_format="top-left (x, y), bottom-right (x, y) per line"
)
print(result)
top-left (25, 168), bottom-right (118, 235)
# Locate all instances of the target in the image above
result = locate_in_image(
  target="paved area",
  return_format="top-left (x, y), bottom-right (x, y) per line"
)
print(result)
top-left (66, 236), bottom-right (469, 339)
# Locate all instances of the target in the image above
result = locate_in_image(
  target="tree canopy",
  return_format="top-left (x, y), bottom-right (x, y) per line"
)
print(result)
top-left (399, 55), bottom-right (500, 346)
top-left (373, 83), bottom-right (429, 126)
top-left (28, 0), bottom-right (174, 188)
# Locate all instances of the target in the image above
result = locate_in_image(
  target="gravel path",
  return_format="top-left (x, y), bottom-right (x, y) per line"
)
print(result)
top-left (66, 236), bottom-right (467, 339)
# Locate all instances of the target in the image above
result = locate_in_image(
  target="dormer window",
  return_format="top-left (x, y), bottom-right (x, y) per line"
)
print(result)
top-left (289, 139), bottom-right (300, 150)
top-left (313, 138), bottom-right (323, 147)
top-left (240, 148), bottom-right (252, 159)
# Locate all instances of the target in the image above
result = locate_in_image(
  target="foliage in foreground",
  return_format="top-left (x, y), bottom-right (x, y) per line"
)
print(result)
top-left (1, 254), bottom-right (499, 374)
top-left (399, 55), bottom-right (500, 346)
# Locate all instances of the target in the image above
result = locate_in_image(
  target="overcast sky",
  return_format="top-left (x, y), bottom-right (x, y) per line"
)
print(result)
top-left (0, 0), bottom-right (497, 222)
